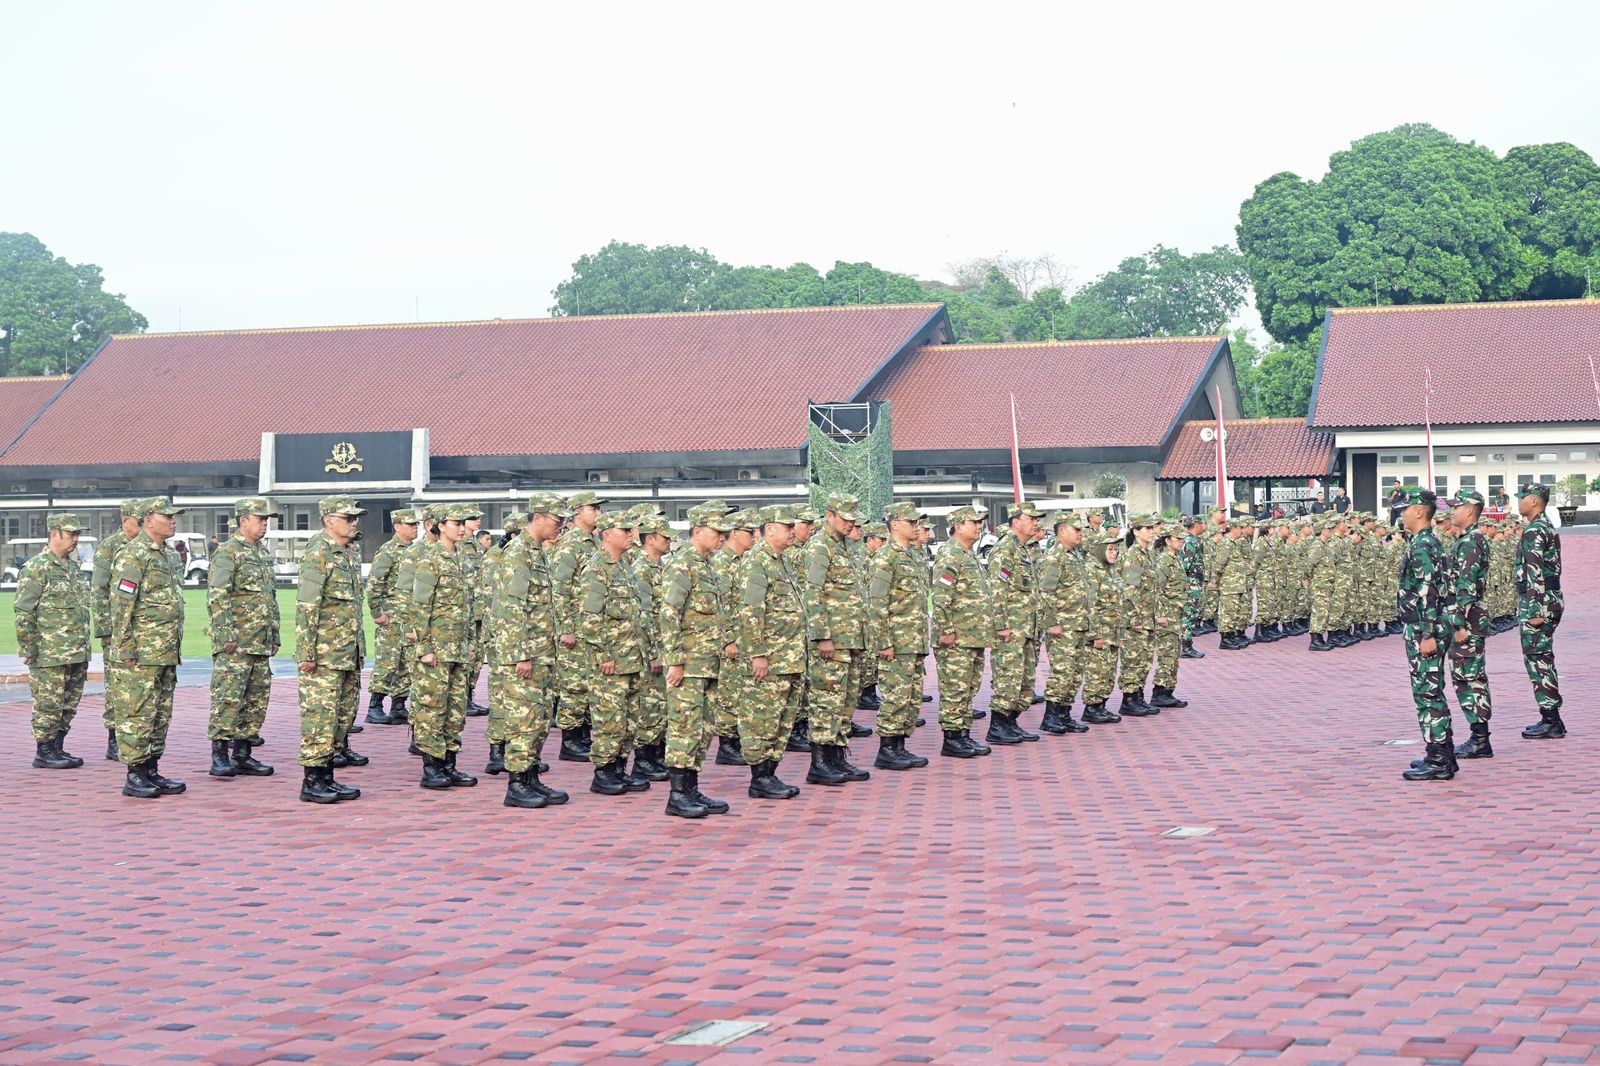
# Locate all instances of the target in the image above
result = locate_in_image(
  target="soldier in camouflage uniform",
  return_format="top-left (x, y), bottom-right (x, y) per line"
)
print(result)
top-left (455, 506), bottom-right (489, 717)
top-left (16, 513), bottom-right (92, 769)
top-left (206, 498), bottom-right (279, 779)
top-left (1114, 515), bottom-right (1160, 715)
top-left (857, 521), bottom-right (888, 714)
top-left (1178, 516), bottom-right (1207, 658)
top-left (1394, 489), bottom-right (1455, 781)
top-left (579, 510), bottom-right (652, 795)
top-left (737, 505), bottom-right (809, 797)
top-left (629, 515), bottom-right (676, 782)
top-left (931, 505), bottom-right (995, 757)
top-left (409, 503), bottom-right (479, 789)
top-left (865, 501), bottom-right (933, 769)
top-left (551, 490), bottom-right (605, 761)
top-left (294, 496), bottom-right (368, 802)
top-left (1150, 526), bottom-right (1190, 708)
top-left (488, 494), bottom-right (571, 809)
top-left (1439, 489), bottom-right (1495, 760)
top-left (365, 507), bottom-right (419, 725)
top-left (800, 492), bottom-right (872, 785)
top-left (984, 501), bottom-right (1044, 745)
top-left (90, 498), bottom-right (142, 760)
top-left (658, 501), bottom-right (738, 817)
top-left (1514, 485), bottom-right (1566, 740)
top-left (1079, 531), bottom-right (1126, 724)
top-left (1306, 518), bottom-right (1338, 650)
top-left (109, 497), bottom-right (187, 798)
top-left (1035, 511), bottom-right (1092, 734)
top-left (481, 511), bottom-right (526, 775)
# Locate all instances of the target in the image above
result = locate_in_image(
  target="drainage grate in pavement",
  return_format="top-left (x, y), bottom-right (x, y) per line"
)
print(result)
top-left (1162, 826), bottom-right (1216, 838)
top-left (662, 1020), bottom-right (769, 1046)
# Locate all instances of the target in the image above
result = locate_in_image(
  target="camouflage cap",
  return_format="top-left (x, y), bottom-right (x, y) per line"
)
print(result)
top-left (1396, 486), bottom-right (1437, 507)
top-left (421, 503), bottom-right (448, 523)
top-left (1006, 500), bottom-right (1044, 520)
top-left (825, 492), bottom-right (865, 522)
top-left (593, 510), bottom-right (638, 532)
top-left (502, 512), bottom-right (528, 533)
top-left (1129, 513), bottom-right (1158, 529)
top-left (318, 494), bottom-right (367, 517)
top-left (794, 506), bottom-right (822, 524)
top-left (526, 492), bottom-right (571, 517)
top-left (456, 503), bottom-right (485, 519)
top-left (882, 501), bottom-right (921, 523)
top-left (628, 502), bottom-right (662, 518)
top-left (1517, 483), bottom-right (1549, 502)
top-left (119, 498), bottom-right (142, 518)
top-left (1450, 488), bottom-right (1486, 508)
top-left (47, 512), bottom-right (84, 532)
top-left (140, 495), bottom-right (186, 517)
top-left (862, 521), bottom-right (889, 539)
top-left (567, 490), bottom-right (608, 508)
top-left (759, 504), bottom-right (797, 526)
top-left (1050, 511), bottom-right (1083, 530)
top-left (234, 497), bottom-right (274, 517)
top-left (390, 508), bottom-right (420, 525)
top-left (948, 505), bottom-right (988, 524)
top-left (640, 516), bottom-right (677, 539)
top-left (686, 502), bottom-right (736, 531)
top-left (699, 498), bottom-right (734, 515)
top-left (728, 508), bottom-right (762, 531)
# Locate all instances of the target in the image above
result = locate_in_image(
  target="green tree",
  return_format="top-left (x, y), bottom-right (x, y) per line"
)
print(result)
top-left (1090, 472), bottom-right (1128, 500)
top-left (1056, 245), bottom-right (1249, 340)
top-left (1499, 142), bottom-right (1600, 299)
top-left (1230, 327), bottom-right (1319, 419)
top-left (0, 233), bottom-right (147, 376)
top-left (819, 260), bottom-right (928, 306)
top-left (699, 263), bottom-right (826, 310)
top-left (921, 285), bottom-right (1011, 343)
top-left (549, 240), bottom-right (727, 316)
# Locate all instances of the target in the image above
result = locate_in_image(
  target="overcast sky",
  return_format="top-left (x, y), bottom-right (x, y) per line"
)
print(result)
top-left (4, 1), bottom-right (1596, 335)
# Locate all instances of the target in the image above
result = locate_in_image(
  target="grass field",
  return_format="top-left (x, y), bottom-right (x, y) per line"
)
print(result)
top-left (0, 589), bottom-right (378, 660)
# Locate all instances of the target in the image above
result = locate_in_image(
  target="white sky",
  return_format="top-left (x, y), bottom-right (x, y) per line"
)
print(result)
top-left (3, 0), bottom-right (1596, 334)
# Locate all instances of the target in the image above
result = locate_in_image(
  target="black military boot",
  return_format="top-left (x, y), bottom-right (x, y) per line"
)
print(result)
top-left (145, 758), bottom-right (186, 794)
top-left (715, 734), bottom-right (746, 765)
top-left (590, 760), bottom-right (627, 795)
top-left (121, 760), bottom-right (161, 799)
top-left (419, 753), bottom-right (452, 790)
top-left (874, 736), bottom-right (916, 770)
top-left (942, 729), bottom-right (979, 758)
top-left (856, 685), bottom-right (882, 711)
top-left (1401, 740), bottom-right (1456, 781)
top-left (617, 755), bottom-right (651, 791)
top-left (320, 765), bottom-right (359, 800)
top-left (832, 744), bottom-right (871, 780)
top-left (106, 729), bottom-right (119, 762)
top-left (1119, 691), bottom-right (1157, 718)
top-left (503, 768), bottom-right (548, 809)
top-left (1180, 639), bottom-right (1205, 659)
top-left (749, 760), bottom-right (799, 799)
top-left (33, 736), bottom-right (76, 770)
top-left (526, 764), bottom-right (568, 804)
top-left (985, 712), bottom-right (1025, 745)
top-left (1309, 632), bottom-right (1331, 652)
top-left (1012, 713), bottom-right (1040, 741)
top-left (388, 696), bottom-right (409, 723)
top-left (337, 741), bottom-right (369, 767)
top-left (441, 750), bottom-right (477, 787)
top-left (299, 765), bottom-right (341, 803)
top-left (484, 741), bottom-right (507, 775)
top-left (1038, 701), bottom-right (1069, 735)
top-left (1082, 701), bottom-right (1121, 725)
top-left (465, 696), bottom-right (489, 717)
top-left (1521, 709), bottom-right (1568, 739)
top-left (1061, 705), bottom-right (1089, 733)
top-left (1454, 722), bottom-right (1493, 759)
top-left (209, 741), bottom-right (237, 778)
top-left (786, 718), bottom-right (812, 753)
top-left (848, 719), bottom-right (873, 738)
top-left (559, 726), bottom-right (590, 762)
top-left (961, 729), bottom-right (992, 755)
top-left (245, 732), bottom-right (266, 746)
top-left (633, 743), bottom-right (669, 781)
top-left (231, 741), bottom-right (274, 776)
top-left (1151, 686), bottom-right (1188, 708)
top-left (56, 733), bottom-right (84, 767)
top-left (1218, 631), bottom-right (1246, 650)
top-left (806, 745), bottom-right (849, 785)
top-left (665, 768), bottom-right (709, 818)
top-left (897, 735), bottom-right (929, 767)
top-left (687, 769), bottom-right (729, 813)
top-left (365, 691), bottom-right (393, 725)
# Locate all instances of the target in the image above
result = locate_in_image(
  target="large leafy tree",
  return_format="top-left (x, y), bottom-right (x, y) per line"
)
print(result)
top-left (1231, 328), bottom-right (1320, 419)
top-left (0, 233), bottom-right (147, 376)
top-left (1499, 142), bottom-right (1600, 299)
top-left (1056, 244), bottom-right (1250, 340)
top-left (548, 240), bottom-right (727, 316)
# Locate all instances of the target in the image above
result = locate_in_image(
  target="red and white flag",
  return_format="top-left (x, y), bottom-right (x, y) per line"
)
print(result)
top-left (1424, 365), bottom-right (1435, 488)
top-left (1009, 392), bottom-right (1024, 503)
top-left (1214, 385), bottom-right (1230, 517)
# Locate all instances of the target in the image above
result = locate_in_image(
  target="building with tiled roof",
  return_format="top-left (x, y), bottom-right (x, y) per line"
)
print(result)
top-left (1309, 299), bottom-right (1600, 515)
top-left (1158, 418), bottom-right (1337, 513)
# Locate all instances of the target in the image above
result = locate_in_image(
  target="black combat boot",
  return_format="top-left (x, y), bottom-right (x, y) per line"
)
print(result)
top-left (208, 742), bottom-right (235, 779)
top-left (33, 736), bottom-right (77, 770)
top-left (1309, 632), bottom-right (1331, 652)
top-left (786, 718), bottom-right (812, 753)
top-left (1180, 639), bottom-right (1205, 659)
top-left (365, 691), bottom-right (393, 725)
top-left (1011, 713), bottom-right (1041, 741)
top-left (856, 685), bottom-right (882, 711)
top-left (873, 736), bottom-right (919, 770)
top-left (831, 744), bottom-right (871, 780)
top-left (1082, 701), bottom-right (1121, 725)
top-left (941, 729), bottom-right (979, 758)
top-left (465, 696), bottom-right (489, 717)
top-left (55, 733), bottom-right (84, 767)
top-left (715, 734), bottom-right (746, 765)
top-left (1454, 722), bottom-right (1493, 759)
top-left (633, 743), bottom-right (669, 781)
top-left (1151, 686), bottom-right (1187, 708)
top-left (145, 758), bottom-right (186, 794)
top-left (1401, 740), bottom-right (1456, 781)
top-left (898, 735), bottom-right (929, 766)
top-left (848, 720), bottom-right (873, 738)
top-left (1039, 701), bottom-right (1069, 735)
top-left (388, 696), bottom-right (409, 723)
top-left (1059, 704), bottom-right (1089, 733)
top-left (1218, 631), bottom-right (1246, 650)
top-left (619, 755), bottom-right (652, 791)
top-left (1119, 691), bottom-right (1157, 718)
top-left (559, 726), bottom-right (591, 762)
top-left (419, 753), bottom-right (452, 790)
top-left (484, 741), bottom-right (507, 775)
top-left (121, 760), bottom-right (161, 799)
top-left (590, 760), bottom-right (627, 795)
top-left (337, 741), bottom-right (368, 767)
top-left (806, 745), bottom-right (849, 785)
top-left (440, 751), bottom-right (477, 787)
top-left (106, 729), bottom-right (119, 762)
top-left (503, 768), bottom-right (549, 809)
top-left (526, 764), bottom-right (569, 805)
top-left (231, 741), bottom-right (274, 776)
top-left (325, 766), bottom-right (361, 800)
top-left (688, 769), bottom-right (729, 813)
top-left (961, 729), bottom-right (992, 755)
top-left (749, 760), bottom-right (799, 799)
top-left (1521, 708), bottom-right (1568, 739)
top-left (665, 768), bottom-right (709, 818)
top-left (299, 765), bottom-right (341, 804)
top-left (985, 712), bottom-right (1025, 745)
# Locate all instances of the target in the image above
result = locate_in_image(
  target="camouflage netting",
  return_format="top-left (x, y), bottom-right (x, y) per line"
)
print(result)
top-left (807, 402), bottom-right (893, 521)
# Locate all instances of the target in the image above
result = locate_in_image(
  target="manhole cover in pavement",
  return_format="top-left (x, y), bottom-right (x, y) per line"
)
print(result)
top-left (1163, 826), bottom-right (1216, 838)
top-left (663, 1020), bottom-right (769, 1046)
top-left (1383, 738), bottom-right (1422, 745)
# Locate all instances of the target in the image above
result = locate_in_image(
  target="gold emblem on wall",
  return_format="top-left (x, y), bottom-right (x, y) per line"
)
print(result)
top-left (325, 441), bottom-right (364, 474)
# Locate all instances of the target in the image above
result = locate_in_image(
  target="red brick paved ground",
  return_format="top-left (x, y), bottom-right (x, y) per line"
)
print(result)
top-left (3, 539), bottom-right (1597, 1066)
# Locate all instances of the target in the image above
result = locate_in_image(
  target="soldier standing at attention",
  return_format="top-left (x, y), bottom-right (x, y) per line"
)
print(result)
top-left (1395, 489), bottom-right (1454, 782)
top-left (365, 508), bottom-right (419, 725)
top-left (801, 492), bottom-right (872, 786)
top-left (580, 511), bottom-right (651, 796)
top-left (710, 509), bottom-right (758, 766)
top-left (1178, 516), bottom-right (1207, 658)
top-left (1215, 522), bottom-right (1252, 650)
top-left (658, 501), bottom-right (738, 817)
top-left (1150, 526), bottom-right (1190, 709)
top-left (931, 505), bottom-right (995, 758)
top-left (1514, 485), bottom-right (1566, 740)
top-left (855, 521), bottom-right (888, 716)
top-left (1036, 512), bottom-right (1092, 735)
top-left (1115, 516), bottom-right (1160, 716)
top-left (409, 504), bottom-right (478, 789)
top-left (489, 493), bottom-right (570, 809)
top-left (986, 501), bottom-right (1044, 745)
top-left (455, 506), bottom-right (489, 717)
top-left (551, 490), bottom-right (605, 761)
top-left (295, 496), bottom-right (368, 802)
top-left (16, 513), bottom-right (92, 769)
top-left (90, 498), bottom-right (142, 761)
top-left (1443, 490), bottom-right (1495, 759)
top-left (865, 502), bottom-right (933, 769)
top-left (480, 512), bottom-right (526, 775)
top-left (206, 498), bottom-right (279, 779)
top-left (738, 505), bottom-right (809, 798)
top-left (1078, 531), bottom-right (1127, 726)
top-left (109, 497), bottom-right (187, 799)
top-left (627, 515), bottom-right (675, 782)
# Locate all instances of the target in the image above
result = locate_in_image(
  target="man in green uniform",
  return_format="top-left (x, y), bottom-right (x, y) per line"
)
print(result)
top-left (1178, 516), bottom-right (1207, 658)
top-left (410, 504), bottom-right (479, 789)
top-left (551, 490), bottom-right (605, 761)
top-left (90, 498), bottom-right (142, 760)
top-left (931, 505), bottom-right (995, 757)
top-left (579, 510), bottom-right (651, 796)
top-left (109, 497), bottom-right (187, 798)
top-left (801, 492), bottom-right (872, 785)
top-left (737, 505), bottom-right (808, 797)
top-left (481, 511), bottom-right (526, 775)
top-left (295, 495), bottom-right (368, 802)
top-left (630, 515), bottom-right (676, 782)
top-left (365, 507), bottom-right (419, 725)
top-left (1036, 511), bottom-right (1092, 734)
top-left (866, 501), bottom-right (933, 769)
top-left (1150, 526), bottom-right (1190, 708)
top-left (1514, 485), bottom-right (1566, 739)
top-left (1395, 488), bottom-right (1454, 781)
top-left (985, 501), bottom-right (1044, 744)
top-left (1079, 531), bottom-right (1126, 724)
top-left (206, 497), bottom-right (279, 779)
top-left (1444, 489), bottom-right (1495, 759)
top-left (458, 505), bottom-right (490, 717)
top-left (711, 509), bottom-right (759, 766)
top-left (16, 513), bottom-right (92, 769)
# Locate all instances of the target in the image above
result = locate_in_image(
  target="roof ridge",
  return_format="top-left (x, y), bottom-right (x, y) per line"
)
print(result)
top-left (1330, 298), bottom-right (1600, 316)
top-left (917, 336), bottom-right (1222, 352)
top-left (116, 302), bottom-right (947, 340)
top-left (0, 374), bottom-right (70, 383)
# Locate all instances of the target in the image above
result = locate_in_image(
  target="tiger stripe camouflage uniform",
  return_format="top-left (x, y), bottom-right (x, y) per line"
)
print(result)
top-left (1445, 498), bottom-right (1493, 732)
top-left (295, 499), bottom-right (367, 768)
top-left (986, 502), bottom-right (1043, 723)
top-left (736, 508), bottom-right (809, 768)
top-left (865, 503), bottom-right (931, 740)
top-left (90, 499), bottom-right (141, 741)
top-left (1514, 488), bottom-right (1564, 732)
top-left (15, 515), bottom-right (91, 748)
top-left (578, 512), bottom-right (647, 774)
top-left (801, 493), bottom-right (870, 749)
top-left (367, 511), bottom-right (418, 706)
top-left (487, 496), bottom-right (565, 782)
top-left (109, 500), bottom-right (186, 769)
top-left (207, 500), bottom-right (280, 745)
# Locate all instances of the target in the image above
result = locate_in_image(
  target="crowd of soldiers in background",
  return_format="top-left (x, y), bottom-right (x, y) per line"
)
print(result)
top-left (12, 480), bottom-right (1565, 807)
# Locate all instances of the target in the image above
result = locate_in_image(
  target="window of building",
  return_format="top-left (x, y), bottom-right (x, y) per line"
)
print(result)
top-left (1537, 452), bottom-right (1558, 462)
top-left (216, 513), bottom-right (230, 536)
top-left (1435, 454), bottom-right (1450, 464)
top-left (295, 512), bottom-right (309, 531)
top-left (1539, 473), bottom-right (1557, 486)
top-left (1403, 476), bottom-right (1420, 487)
top-left (1402, 455), bottom-right (1421, 464)
top-left (1488, 452), bottom-right (1505, 463)
top-left (1488, 474), bottom-right (1505, 496)
top-left (1459, 475), bottom-right (1477, 489)
top-left (1458, 453), bottom-right (1477, 464)
top-left (1515, 453), bottom-right (1535, 462)
top-left (1571, 451), bottom-right (1589, 461)
top-left (1379, 455), bottom-right (1399, 465)
top-left (1381, 475), bottom-right (1399, 492)
top-left (2, 517), bottom-right (17, 539)
top-left (1434, 476), bottom-right (1448, 495)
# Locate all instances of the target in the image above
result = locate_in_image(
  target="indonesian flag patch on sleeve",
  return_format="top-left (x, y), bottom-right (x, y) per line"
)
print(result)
top-left (998, 567), bottom-right (1012, 581)
top-left (937, 571), bottom-right (956, 587)
top-left (117, 577), bottom-right (138, 596)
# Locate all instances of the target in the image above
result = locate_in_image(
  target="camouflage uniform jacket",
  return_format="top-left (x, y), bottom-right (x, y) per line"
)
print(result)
top-left (90, 529), bottom-right (131, 640)
top-left (1036, 543), bottom-right (1092, 638)
top-left (1179, 533), bottom-right (1206, 586)
top-left (801, 526), bottom-right (867, 650)
top-left (986, 531), bottom-right (1038, 638)
top-left (712, 544), bottom-right (751, 653)
top-left (578, 549), bottom-right (646, 674)
top-left (866, 540), bottom-right (930, 656)
top-left (1154, 550), bottom-right (1188, 623)
top-left (738, 540), bottom-right (807, 674)
top-left (1215, 538), bottom-right (1250, 594)
top-left (548, 527), bottom-right (600, 637)
top-left (1514, 514), bottom-right (1562, 619)
top-left (1119, 542), bottom-right (1159, 626)
top-left (15, 549), bottom-right (91, 666)
top-left (393, 537), bottom-right (430, 616)
top-left (487, 535), bottom-right (557, 666)
top-left (658, 548), bottom-right (730, 678)
top-left (1084, 558), bottom-right (1127, 646)
top-left (931, 540), bottom-right (995, 649)
top-left (632, 551), bottom-right (666, 665)
top-left (207, 534), bottom-right (279, 655)
top-left (1395, 527), bottom-right (1446, 642)
top-left (459, 538), bottom-right (484, 628)
top-left (1446, 527), bottom-right (1490, 632)
top-left (410, 538), bottom-right (473, 663)
top-left (294, 532), bottom-right (365, 671)
top-left (111, 531), bottom-right (184, 665)
top-left (366, 534), bottom-right (411, 621)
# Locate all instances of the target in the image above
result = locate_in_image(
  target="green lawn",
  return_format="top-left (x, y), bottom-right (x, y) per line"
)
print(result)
top-left (0, 589), bottom-right (377, 660)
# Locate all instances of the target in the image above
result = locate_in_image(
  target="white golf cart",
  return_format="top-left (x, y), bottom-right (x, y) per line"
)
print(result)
top-left (2, 535), bottom-right (99, 589)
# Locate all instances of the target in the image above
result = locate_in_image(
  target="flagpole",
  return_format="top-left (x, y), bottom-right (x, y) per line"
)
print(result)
top-left (1424, 365), bottom-right (1435, 490)
top-left (1214, 385), bottom-right (1228, 523)
top-left (1009, 392), bottom-right (1024, 503)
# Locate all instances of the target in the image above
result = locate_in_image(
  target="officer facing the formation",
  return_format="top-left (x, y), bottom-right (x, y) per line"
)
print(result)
top-left (579, 510), bottom-right (651, 796)
top-left (1514, 484), bottom-right (1566, 740)
top-left (1394, 488), bottom-right (1455, 781)
top-left (295, 495), bottom-right (368, 802)
top-left (16, 513), bottom-right (92, 769)
top-left (865, 501), bottom-right (933, 769)
top-left (110, 496), bottom-right (188, 799)
top-left (801, 492), bottom-right (872, 786)
top-left (90, 498), bottom-right (143, 761)
top-left (738, 505), bottom-right (809, 797)
top-left (930, 505), bottom-right (995, 758)
top-left (411, 504), bottom-right (479, 790)
top-left (987, 500), bottom-right (1044, 744)
top-left (1443, 489), bottom-right (1494, 759)
top-left (206, 498), bottom-right (279, 779)
top-left (365, 507), bottom-right (420, 725)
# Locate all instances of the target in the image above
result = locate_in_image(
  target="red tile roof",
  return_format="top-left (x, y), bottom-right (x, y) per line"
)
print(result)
top-left (0, 305), bottom-right (947, 468)
top-left (0, 376), bottom-right (68, 455)
top-left (1310, 299), bottom-right (1600, 428)
top-left (868, 337), bottom-right (1226, 451)
top-left (1159, 417), bottom-right (1335, 480)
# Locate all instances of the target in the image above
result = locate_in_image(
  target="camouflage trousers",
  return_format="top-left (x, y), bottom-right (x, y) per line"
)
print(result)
top-left (555, 644), bottom-right (591, 730)
top-left (1152, 621), bottom-right (1182, 690)
top-left (1402, 626), bottom-right (1450, 742)
top-left (1081, 640), bottom-right (1120, 704)
top-left (1518, 608), bottom-right (1562, 714)
top-left (1219, 591), bottom-right (1251, 632)
top-left (370, 622), bottom-right (410, 697)
top-left (111, 663), bottom-right (176, 764)
top-left (411, 659), bottom-right (469, 759)
top-left (712, 660), bottom-right (746, 738)
top-left (1181, 583), bottom-right (1205, 640)
top-left (298, 666), bottom-right (359, 767)
top-left (209, 650), bottom-right (272, 741)
top-left (988, 636), bottom-right (1038, 715)
top-left (28, 661), bottom-right (87, 741)
top-left (806, 647), bottom-right (864, 746)
top-left (1202, 584), bottom-right (1220, 625)
top-left (933, 646), bottom-right (985, 732)
top-left (1043, 633), bottom-right (1083, 706)
top-left (1309, 579), bottom-right (1336, 633)
top-left (665, 675), bottom-right (717, 770)
top-left (1447, 631), bottom-right (1492, 726)
top-left (637, 668), bottom-right (668, 746)
top-left (491, 661), bottom-right (556, 774)
top-left (875, 652), bottom-right (924, 738)
top-left (589, 669), bottom-right (640, 767)
top-left (738, 671), bottom-right (802, 765)
top-left (861, 654), bottom-right (879, 691)
top-left (99, 638), bottom-right (117, 730)
top-left (1119, 625), bottom-right (1152, 694)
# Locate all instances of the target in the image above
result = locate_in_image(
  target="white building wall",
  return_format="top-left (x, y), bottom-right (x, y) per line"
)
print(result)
top-left (1342, 433), bottom-right (1600, 510)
